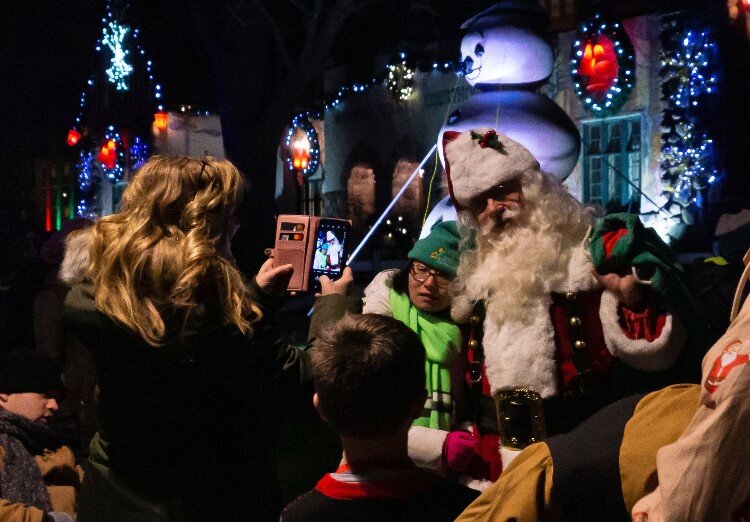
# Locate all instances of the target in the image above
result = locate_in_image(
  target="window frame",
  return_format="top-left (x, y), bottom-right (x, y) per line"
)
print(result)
top-left (581, 113), bottom-right (643, 209)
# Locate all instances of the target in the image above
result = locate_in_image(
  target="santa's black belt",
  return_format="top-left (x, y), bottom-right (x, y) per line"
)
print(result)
top-left (474, 384), bottom-right (614, 449)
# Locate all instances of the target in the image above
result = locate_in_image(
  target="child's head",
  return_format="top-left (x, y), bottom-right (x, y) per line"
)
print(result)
top-left (311, 313), bottom-right (426, 440)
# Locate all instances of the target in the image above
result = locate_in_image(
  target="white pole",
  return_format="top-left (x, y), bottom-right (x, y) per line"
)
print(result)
top-left (347, 144), bottom-right (437, 264)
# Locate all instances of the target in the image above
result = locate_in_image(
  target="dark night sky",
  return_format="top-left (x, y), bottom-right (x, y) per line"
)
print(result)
top-left (0, 1), bottom-right (488, 164)
top-left (0, 0), bottom-right (215, 164)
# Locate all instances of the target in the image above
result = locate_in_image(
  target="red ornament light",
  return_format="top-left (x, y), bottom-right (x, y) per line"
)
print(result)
top-left (66, 129), bottom-right (81, 147)
top-left (292, 136), bottom-right (311, 171)
top-left (578, 35), bottom-right (618, 93)
top-left (97, 139), bottom-right (117, 169)
top-left (153, 111), bottom-right (168, 132)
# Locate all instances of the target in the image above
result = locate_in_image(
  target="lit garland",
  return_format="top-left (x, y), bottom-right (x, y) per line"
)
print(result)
top-left (659, 18), bottom-right (719, 220)
top-left (76, 151), bottom-right (99, 219)
top-left (101, 126), bottom-right (126, 182)
top-left (386, 53), bottom-right (415, 100)
top-left (570, 13), bottom-right (635, 116)
top-left (69, 0), bottom-right (161, 218)
top-left (284, 113), bottom-right (321, 178)
top-left (322, 52), bottom-right (456, 112)
top-left (129, 136), bottom-right (149, 171)
top-left (102, 20), bottom-right (133, 90)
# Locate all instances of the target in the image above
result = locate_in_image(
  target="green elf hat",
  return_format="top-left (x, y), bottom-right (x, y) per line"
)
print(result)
top-left (407, 221), bottom-right (461, 277)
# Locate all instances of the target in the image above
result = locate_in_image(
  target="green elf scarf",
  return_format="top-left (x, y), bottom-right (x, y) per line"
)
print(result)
top-left (389, 288), bottom-right (462, 430)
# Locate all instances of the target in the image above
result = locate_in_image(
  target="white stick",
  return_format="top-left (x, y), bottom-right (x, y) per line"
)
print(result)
top-left (347, 144), bottom-right (438, 264)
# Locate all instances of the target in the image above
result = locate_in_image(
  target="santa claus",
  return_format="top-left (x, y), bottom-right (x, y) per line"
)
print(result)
top-left (441, 128), bottom-right (703, 485)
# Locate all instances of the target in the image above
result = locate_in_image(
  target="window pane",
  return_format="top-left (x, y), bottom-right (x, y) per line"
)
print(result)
top-left (628, 120), bottom-right (641, 151)
top-left (588, 126), bottom-right (601, 154)
top-left (607, 123), bottom-right (622, 152)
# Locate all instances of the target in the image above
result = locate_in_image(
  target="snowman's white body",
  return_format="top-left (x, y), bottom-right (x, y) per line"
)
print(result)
top-left (421, 6), bottom-right (581, 237)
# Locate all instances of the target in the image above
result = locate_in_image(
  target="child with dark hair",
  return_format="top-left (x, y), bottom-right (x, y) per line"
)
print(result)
top-left (281, 314), bottom-right (477, 521)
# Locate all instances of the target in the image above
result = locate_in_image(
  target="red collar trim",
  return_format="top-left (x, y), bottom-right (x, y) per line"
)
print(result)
top-left (315, 464), bottom-right (439, 500)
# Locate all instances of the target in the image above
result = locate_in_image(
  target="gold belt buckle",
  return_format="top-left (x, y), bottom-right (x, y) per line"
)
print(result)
top-left (494, 389), bottom-right (546, 450)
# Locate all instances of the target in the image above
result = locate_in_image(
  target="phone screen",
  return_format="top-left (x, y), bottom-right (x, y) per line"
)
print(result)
top-left (310, 219), bottom-right (349, 289)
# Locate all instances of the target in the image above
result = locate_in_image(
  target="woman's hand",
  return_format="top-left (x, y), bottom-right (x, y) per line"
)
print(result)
top-left (317, 267), bottom-right (354, 297)
top-left (256, 257), bottom-right (294, 296)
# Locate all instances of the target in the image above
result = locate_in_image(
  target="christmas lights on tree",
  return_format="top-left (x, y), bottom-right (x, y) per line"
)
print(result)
top-left (386, 53), bottom-right (415, 101)
top-left (102, 19), bottom-right (133, 90)
top-left (659, 18), bottom-right (719, 224)
top-left (67, 0), bottom-right (162, 218)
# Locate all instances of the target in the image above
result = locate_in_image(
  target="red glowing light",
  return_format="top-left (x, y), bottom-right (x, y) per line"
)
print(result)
top-left (578, 35), bottom-right (618, 93)
top-left (97, 139), bottom-right (117, 169)
top-left (291, 137), bottom-right (311, 172)
top-left (66, 129), bottom-right (81, 147)
top-left (153, 111), bottom-right (168, 132)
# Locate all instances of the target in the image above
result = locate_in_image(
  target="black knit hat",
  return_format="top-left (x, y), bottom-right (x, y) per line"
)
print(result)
top-left (0, 350), bottom-right (63, 394)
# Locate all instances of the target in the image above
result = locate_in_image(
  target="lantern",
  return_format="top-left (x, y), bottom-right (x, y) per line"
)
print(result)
top-left (292, 135), bottom-right (311, 171)
top-left (153, 111), bottom-right (168, 133)
top-left (66, 129), bottom-right (81, 147)
top-left (578, 35), bottom-right (618, 93)
top-left (97, 139), bottom-right (117, 169)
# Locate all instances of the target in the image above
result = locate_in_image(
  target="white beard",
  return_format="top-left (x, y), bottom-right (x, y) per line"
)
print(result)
top-left (454, 183), bottom-right (599, 398)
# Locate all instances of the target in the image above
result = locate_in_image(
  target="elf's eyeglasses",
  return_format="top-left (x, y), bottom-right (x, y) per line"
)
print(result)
top-left (409, 262), bottom-right (454, 287)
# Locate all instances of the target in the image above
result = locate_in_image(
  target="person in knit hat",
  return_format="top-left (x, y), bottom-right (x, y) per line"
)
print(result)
top-left (440, 127), bottom-right (708, 488)
top-left (313, 221), bottom-right (479, 478)
top-left (0, 350), bottom-right (81, 521)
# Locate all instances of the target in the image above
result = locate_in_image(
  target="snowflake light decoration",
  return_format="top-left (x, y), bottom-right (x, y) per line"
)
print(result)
top-left (102, 20), bottom-right (133, 90)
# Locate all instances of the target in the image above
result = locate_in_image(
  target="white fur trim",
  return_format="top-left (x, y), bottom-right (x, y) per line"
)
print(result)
top-left (451, 293), bottom-right (475, 324)
top-left (563, 245), bottom-right (599, 292)
top-left (361, 269), bottom-right (398, 316)
top-left (480, 249), bottom-right (599, 399)
top-left (458, 475), bottom-right (494, 492)
top-left (444, 127), bottom-right (540, 207)
top-left (58, 229), bottom-right (92, 286)
top-left (407, 425), bottom-right (449, 473)
top-left (499, 445), bottom-right (522, 470)
top-left (599, 290), bottom-right (686, 371)
top-left (483, 301), bottom-right (559, 399)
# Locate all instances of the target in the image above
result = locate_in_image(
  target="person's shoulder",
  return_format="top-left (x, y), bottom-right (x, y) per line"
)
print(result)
top-left (416, 476), bottom-right (479, 517)
top-left (281, 488), bottom-right (338, 522)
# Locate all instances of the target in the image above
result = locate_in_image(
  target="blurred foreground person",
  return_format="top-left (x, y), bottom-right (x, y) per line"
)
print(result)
top-left (64, 157), bottom-right (309, 521)
top-left (0, 350), bottom-right (81, 521)
top-left (281, 314), bottom-right (478, 521)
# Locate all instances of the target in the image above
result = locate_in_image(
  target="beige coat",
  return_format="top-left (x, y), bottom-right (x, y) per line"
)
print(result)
top-left (632, 251), bottom-right (750, 521)
top-left (0, 445), bottom-right (82, 521)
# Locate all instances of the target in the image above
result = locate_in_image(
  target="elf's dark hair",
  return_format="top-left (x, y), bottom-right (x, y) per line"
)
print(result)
top-left (311, 313), bottom-right (425, 440)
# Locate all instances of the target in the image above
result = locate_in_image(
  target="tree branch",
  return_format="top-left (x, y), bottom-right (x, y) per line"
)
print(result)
top-left (246, 0), bottom-right (294, 72)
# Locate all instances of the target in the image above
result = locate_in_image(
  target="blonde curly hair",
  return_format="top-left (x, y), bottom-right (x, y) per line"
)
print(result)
top-left (88, 156), bottom-right (261, 346)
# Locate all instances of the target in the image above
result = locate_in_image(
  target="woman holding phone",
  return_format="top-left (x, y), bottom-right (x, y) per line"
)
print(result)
top-left (64, 156), bottom-right (307, 521)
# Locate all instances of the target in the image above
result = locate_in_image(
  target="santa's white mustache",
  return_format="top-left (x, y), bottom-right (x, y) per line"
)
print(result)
top-left (480, 203), bottom-right (523, 234)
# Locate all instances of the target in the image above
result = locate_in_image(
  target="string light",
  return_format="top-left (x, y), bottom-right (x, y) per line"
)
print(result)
top-left (659, 20), bottom-right (719, 222)
top-left (102, 20), bottom-right (133, 90)
top-left (386, 56), bottom-right (415, 100)
top-left (284, 113), bottom-right (321, 178)
top-left (69, 0), bottom-right (162, 217)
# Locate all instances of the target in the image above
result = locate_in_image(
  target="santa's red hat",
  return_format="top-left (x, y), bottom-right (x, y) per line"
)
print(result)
top-left (442, 127), bottom-right (540, 210)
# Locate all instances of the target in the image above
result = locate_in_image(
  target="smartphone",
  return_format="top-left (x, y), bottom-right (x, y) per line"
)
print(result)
top-left (309, 218), bottom-right (350, 293)
top-left (272, 215), bottom-right (351, 293)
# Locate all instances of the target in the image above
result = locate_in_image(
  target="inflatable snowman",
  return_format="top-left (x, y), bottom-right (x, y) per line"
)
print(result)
top-left (421, 0), bottom-right (581, 237)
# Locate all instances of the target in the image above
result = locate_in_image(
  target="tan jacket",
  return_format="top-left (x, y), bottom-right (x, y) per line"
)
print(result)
top-left (632, 251), bottom-right (750, 521)
top-left (0, 445), bottom-right (82, 521)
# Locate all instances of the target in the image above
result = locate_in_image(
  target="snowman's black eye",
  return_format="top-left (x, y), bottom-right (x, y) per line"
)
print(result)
top-left (474, 43), bottom-right (485, 57)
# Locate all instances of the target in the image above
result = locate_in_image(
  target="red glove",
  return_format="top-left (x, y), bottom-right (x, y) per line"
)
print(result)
top-left (442, 430), bottom-right (478, 473)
